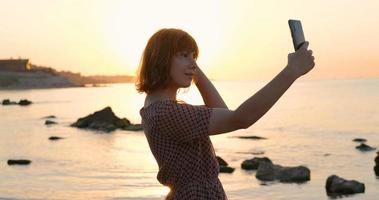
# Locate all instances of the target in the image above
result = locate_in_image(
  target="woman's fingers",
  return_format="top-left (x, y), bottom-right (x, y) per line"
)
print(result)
top-left (299, 41), bottom-right (309, 51)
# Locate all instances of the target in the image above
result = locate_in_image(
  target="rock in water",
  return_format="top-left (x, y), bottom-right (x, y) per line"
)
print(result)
top-left (2, 99), bottom-right (32, 106)
top-left (219, 166), bottom-right (235, 173)
top-left (18, 99), bottom-right (32, 106)
top-left (49, 136), bottom-right (64, 141)
top-left (241, 157), bottom-right (272, 170)
top-left (256, 162), bottom-right (310, 182)
top-left (42, 115), bottom-right (56, 119)
top-left (375, 152), bottom-right (379, 176)
top-left (7, 159), bottom-right (31, 165)
top-left (216, 156), bottom-right (235, 173)
top-left (352, 138), bottom-right (367, 143)
top-left (2, 99), bottom-right (17, 105)
top-left (216, 156), bottom-right (228, 166)
top-left (120, 122), bottom-right (143, 131)
top-left (235, 135), bottom-right (267, 140)
top-left (2, 99), bottom-right (10, 105)
top-left (325, 175), bottom-right (365, 196)
top-left (374, 166), bottom-right (379, 176)
top-left (355, 143), bottom-right (376, 152)
top-left (45, 120), bottom-right (57, 125)
top-left (71, 107), bottom-right (142, 132)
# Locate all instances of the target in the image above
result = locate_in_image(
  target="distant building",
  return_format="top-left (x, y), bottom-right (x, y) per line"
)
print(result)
top-left (0, 59), bottom-right (31, 72)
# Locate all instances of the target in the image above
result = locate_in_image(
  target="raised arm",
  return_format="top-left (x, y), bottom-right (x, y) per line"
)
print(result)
top-left (208, 42), bottom-right (315, 135)
top-left (194, 66), bottom-right (228, 109)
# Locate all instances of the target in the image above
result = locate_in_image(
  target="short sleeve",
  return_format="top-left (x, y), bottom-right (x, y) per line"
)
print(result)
top-left (159, 102), bottom-right (212, 143)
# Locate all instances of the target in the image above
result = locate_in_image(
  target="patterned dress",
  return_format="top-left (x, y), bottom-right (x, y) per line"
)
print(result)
top-left (140, 99), bottom-right (227, 200)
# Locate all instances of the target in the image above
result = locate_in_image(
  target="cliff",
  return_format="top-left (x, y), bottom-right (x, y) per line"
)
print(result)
top-left (0, 71), bottom-right (80, 89)
top-left (0, 63), bottom-right (134, 89)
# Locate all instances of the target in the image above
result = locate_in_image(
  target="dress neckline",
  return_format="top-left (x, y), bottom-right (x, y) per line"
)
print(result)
top-left (140, 99), bottom-right (179, 112)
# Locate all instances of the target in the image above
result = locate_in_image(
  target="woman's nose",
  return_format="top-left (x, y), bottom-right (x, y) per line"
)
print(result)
top-left (190, 60), bottom-right (197, 69)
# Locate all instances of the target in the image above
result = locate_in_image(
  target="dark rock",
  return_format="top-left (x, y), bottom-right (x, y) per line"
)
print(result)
top-left (241, 157), bottom-right (272, 170)
top-left (235, 135), bottom-right (267, 140)
top-left (256, 162), bottom-right (310, 182)
top-left (71, 107), bottom-right (142, 132)
top-left (2, 99), bottom-right (17, 105)
top-left (374, 166), bottom-right (379, 176)
top-left (42, 115), bottom-right (56, 119)
top-left (220, 166), bottom-right (235, 173)
top-left (88, 121), bottom-right (118, 132)
top-left (115, 118), bottom-right (131, 128)
top-left (251, 151), bottom-right (265, 155)
top-left (45, 120), bottom-right (57, 125)
top-left (120, 123), bottom-right (143, 131)
top-left (18, 99), bottom-right (32, 106)
top-left (49, 136), bottom-right (64, 141)
top-left (216, 156), bottom-right (228, 166)
top-left (256, 163), bottom-right (278, 181)
top-left (3, 99), bottom-right (32, 106)
top-left (216, 156), bottom-right (235, 173)
top-left (375, 153), bottom-right (379, 176)
top-left (7, 159), bottom-right (31, 165)
top-left (2, 99), bottom-right (10, 105)
top-left (353, 138), bottom-right (367, 143)
top-left (325, 175), bottom-right (365, 196)
top-left (355, 143), bottom-right (376, 152)
top-left (277, 165), bottom-right (311, 182)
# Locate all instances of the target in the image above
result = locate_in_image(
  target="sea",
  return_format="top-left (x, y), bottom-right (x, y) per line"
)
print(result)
top-left (1, 78), bottom-right (378, 200)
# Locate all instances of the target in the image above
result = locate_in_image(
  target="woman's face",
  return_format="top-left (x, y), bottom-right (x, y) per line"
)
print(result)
top-left (169, 50), bottom-right (197, 88)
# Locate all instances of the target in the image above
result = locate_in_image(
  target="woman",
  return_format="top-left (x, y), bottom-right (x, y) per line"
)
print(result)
top-left (136, 28), bottom-right (315, 199)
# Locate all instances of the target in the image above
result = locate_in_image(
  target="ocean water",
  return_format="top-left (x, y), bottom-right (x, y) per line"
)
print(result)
top-left (0, 78), bottom-right (378, 200)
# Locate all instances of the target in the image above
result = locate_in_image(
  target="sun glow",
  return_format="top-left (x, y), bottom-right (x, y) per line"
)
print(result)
top-left (1, 0), bottom-right (379, 79)
top-left (100, 0), bottom-right (227, 75)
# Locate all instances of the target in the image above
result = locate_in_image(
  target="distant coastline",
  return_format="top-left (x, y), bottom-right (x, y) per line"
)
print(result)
top-left (0, 58), bottom-right (134, 89)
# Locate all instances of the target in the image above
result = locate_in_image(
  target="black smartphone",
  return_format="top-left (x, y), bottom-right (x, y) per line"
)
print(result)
top-left (288, 19), bottom-right (305, 51)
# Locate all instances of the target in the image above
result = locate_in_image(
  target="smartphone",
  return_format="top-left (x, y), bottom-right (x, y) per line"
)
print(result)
top-left (288, 19), bottom-right (305, 51)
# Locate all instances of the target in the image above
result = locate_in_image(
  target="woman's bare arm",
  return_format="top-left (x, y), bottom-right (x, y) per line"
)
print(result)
top-left (233, 66), bottom-right (297, 128)
top-left (208, 42), bottom-right (315, 135)
top-left (194, 67), bottom-right (228, 109)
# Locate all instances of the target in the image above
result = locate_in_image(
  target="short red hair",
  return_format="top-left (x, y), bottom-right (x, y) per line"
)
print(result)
top-left (135, 28), bottom-right (199, 94)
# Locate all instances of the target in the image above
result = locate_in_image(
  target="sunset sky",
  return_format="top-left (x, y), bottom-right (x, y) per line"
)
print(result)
top-left (1, 0), bottom-right (378, 80)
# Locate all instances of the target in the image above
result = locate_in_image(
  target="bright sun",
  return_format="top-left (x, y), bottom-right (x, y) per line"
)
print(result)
top-left (100, 0), bottom-right (227, 75)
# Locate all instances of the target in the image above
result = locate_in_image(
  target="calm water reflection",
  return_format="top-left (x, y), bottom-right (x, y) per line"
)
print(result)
top-left (1, 79), bottom-right (378, 199)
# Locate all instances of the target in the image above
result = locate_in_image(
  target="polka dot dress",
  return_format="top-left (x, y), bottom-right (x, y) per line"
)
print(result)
top-left (140, 100), bottom-right (227, 200)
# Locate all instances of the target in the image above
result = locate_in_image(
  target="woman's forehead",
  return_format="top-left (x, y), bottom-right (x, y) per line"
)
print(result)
top-left (176, 37), bottom-right (198, 53)
top-left (176, 49), bottom-right (195, 53)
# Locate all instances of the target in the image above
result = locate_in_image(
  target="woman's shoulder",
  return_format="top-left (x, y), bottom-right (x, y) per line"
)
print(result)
top-left (140, 99), bottom-right (187, 114)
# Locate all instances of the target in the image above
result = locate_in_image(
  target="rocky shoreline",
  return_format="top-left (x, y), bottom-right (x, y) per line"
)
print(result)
top-left (3, 98), bottom-right (377, 198)
top-left (215, 136), bottom-right (378, 197)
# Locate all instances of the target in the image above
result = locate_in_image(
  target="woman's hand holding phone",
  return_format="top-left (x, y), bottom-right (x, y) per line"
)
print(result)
top-left (285, 41), bottom-right (315, 79)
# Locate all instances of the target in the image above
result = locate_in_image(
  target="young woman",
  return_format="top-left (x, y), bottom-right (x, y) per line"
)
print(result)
top-left (136, 28), bottom-right (315, 200)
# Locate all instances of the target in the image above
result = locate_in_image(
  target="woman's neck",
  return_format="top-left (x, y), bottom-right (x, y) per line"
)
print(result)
top-left (147, 86), bottom-right (178, 102)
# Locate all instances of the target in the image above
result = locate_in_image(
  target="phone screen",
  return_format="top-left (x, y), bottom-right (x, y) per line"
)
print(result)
top-left (288, 20), bottom-right (305, 51)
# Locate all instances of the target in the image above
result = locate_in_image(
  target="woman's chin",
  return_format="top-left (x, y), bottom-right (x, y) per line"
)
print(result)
top-left (180, 81), bottom-right (191, 88)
